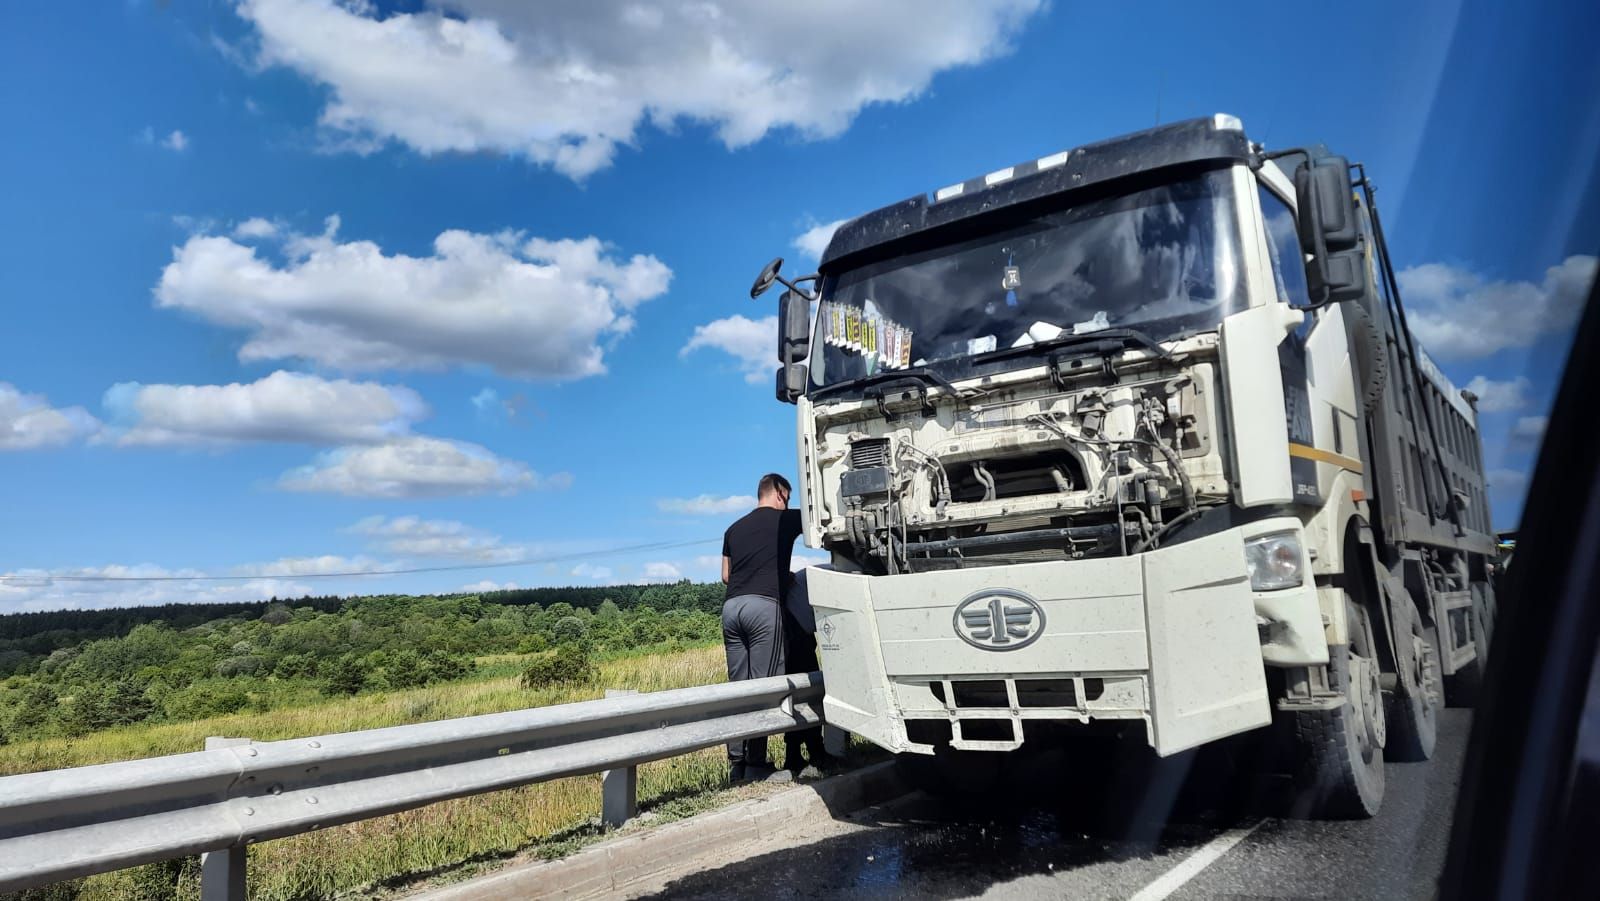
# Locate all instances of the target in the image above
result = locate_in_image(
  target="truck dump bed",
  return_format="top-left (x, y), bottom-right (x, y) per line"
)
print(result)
top-left (1354, 202), bottom-right (1497, 557)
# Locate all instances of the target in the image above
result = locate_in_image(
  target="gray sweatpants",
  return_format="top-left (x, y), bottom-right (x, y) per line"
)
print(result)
top-left (722, 594), bottom-right (786, 764)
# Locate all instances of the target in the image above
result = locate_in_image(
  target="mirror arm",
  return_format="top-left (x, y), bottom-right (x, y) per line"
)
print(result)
top-left (772, 273), bottom-right (818, 302)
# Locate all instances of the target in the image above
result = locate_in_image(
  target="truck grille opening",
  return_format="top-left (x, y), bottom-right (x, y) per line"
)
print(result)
top-left (930, 680), bottom-right (1013, 708)
top-left (946, 452), bottom-right (1085, 503)
top-left (928, 678), bottom-right (1105, 709)
top-left (959, 720), bottom-right (1016, 743)
top-left (1016, 679), bottom-right (1077, 707)
top-left (849, 438), bottom-right (890, 469)
top-left (906, 720), bottom-right (952, 746)
top-left (951, 680), bottom-right (1009, 708)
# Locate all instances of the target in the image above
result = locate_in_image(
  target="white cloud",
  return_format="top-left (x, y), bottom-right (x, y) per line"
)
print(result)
top-left (1399, 255), bottom-right (1596, 360)
top-left (349, 515), bottom-right (525, 561)
top-left (0, 563), bottom-right (313, 613)
top-left (140, 128), bottom-right (190, 152)
top-left (791, 552), bottom-right (828, 571)
top-left (279, 435), bottom-right (562, 498)
top-left (571, 562), bottom-right (614, 582)
top-left (234, 0), bottom-right (1042, 179)
top-left (1462, 375), bottom-right (1532, 413)
top-left (155, 216), bottom-right (671, 379)
top-left (232, 555), bottom-right (393, 577)
top-left (681, 315), bottom-right (775, 383)
top-left (657, 494), bottom-right (756, 515)
top-left (793, 218), bottom-right (848, 261)
top-left (101, 370), bottom-right (427, 447)
top-left (460, 579), bottom-right (518, 592)
top-left (171, 213), bottom-right (220, 235)
top-left (471, 388), bottom-right (501, 414)
top-left (1511, 415), bottom-right (1547, 446)
top-left (233, 217), bottom-right (279, 239)
top-left (0, 383), bottom-right (100, 450)
top-left (641, 561), bottom-right (683, 582)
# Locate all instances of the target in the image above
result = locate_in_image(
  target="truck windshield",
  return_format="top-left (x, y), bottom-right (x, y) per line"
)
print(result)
top-left (810, 168), bottom-right (1244, 392)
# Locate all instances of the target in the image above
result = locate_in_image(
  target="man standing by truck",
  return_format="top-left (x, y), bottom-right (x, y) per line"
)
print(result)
top-left (720, 473), bottom-right (804, 782)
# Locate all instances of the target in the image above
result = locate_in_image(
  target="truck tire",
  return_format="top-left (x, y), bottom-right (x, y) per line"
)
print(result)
top-left (1385, 618), bottom-right (1441, 762)
top-left (1346, 302), bottom-right (1389, 413)
top-left (1292, 601), bottom-right (1386, 818)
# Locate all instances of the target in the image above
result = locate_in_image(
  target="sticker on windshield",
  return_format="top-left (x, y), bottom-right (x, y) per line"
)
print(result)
top-left (819, 301), bottom-right (911, 370)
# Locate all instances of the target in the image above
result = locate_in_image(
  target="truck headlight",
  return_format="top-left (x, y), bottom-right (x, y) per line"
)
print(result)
top-left (1245, 531), bottom-right (1305, 591)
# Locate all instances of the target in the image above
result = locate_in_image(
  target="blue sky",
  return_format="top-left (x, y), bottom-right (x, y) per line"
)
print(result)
top-left (2, 0), bottom-right (1596, 610)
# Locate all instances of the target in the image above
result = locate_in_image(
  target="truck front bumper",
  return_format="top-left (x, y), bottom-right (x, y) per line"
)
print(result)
top-left (809, 520), bottom-right (1317, 757)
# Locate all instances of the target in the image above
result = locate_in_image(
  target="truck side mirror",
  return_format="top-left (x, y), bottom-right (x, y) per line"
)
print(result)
top-left (1293, 155), bottom-right (1368, 305)
top-left (778, 289), bottom-right (811, 365)
top-left (775, 289), bottom-right (811, 404)
top-left (776, 362), bottom-right (808, 404)
top-left (751, 257), bottom-right (783, 299)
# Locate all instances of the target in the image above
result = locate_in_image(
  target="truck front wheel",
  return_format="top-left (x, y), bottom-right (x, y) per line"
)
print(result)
top-left (1290, 600), bottom-right (1386, 818)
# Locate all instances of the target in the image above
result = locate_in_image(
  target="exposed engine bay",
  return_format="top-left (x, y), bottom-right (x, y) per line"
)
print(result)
top-left (807, 340), bottom-right (1230, 574)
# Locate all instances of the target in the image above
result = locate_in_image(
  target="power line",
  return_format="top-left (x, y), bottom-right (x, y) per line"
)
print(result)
top-left (0, 537), bottom-right (721, 584)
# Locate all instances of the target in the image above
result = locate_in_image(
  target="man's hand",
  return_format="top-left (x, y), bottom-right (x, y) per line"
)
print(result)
top-left (721, 555), bottom-right (731, 584)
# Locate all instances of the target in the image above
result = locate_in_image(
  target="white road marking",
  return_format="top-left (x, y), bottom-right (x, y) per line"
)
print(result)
top-left (1126, 818), bottom-right (1265, 901)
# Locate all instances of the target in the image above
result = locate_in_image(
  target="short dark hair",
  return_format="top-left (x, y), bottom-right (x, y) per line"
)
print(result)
top-left (758, 473), bottom-right (791, 498)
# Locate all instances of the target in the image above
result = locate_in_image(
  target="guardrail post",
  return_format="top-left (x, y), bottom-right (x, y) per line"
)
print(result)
top-left (201, 736), bottom-right (250, 901)
top-left (601, 690), bottom-right (639, 828)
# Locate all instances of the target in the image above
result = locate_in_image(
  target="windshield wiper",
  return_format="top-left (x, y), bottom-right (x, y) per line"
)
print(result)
top-left (810, 367), bottom-right (975, 403)
top-left (974, 327), bottom-right (1175, 364)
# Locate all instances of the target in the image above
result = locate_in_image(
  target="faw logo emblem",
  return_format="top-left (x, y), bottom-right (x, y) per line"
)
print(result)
top-left (953, 589), bottom-right (1045, 651)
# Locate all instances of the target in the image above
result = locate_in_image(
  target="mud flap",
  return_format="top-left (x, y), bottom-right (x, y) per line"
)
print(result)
top-left (1143, 531), bottom-right (1272, 755)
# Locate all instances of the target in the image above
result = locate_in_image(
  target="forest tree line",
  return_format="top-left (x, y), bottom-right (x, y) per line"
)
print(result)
top-left (0, 581), bottom-right (728, 744)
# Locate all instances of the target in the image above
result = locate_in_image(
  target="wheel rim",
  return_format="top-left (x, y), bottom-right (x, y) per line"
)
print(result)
top-left (1349, 608), bottom-right (1386, 761)
top-left (1411, 631), bottom-right (1440, 710)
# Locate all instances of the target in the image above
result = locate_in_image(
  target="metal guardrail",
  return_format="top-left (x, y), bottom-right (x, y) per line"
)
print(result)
top-left (0, 672), bottom-right (823, 900)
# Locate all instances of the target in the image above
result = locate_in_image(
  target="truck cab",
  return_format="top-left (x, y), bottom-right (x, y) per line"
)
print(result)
top-left (754, 115), bottom-right (1497, 817)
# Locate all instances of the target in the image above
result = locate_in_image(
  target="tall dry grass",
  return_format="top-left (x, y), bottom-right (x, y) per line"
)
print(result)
top-left (2, 643), bottom-right (795, 901)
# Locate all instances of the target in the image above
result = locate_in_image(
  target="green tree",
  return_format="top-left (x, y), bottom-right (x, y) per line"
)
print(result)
top-left (322, 655), bottom-right (368, 696)
top-left (273, 653), bottom-right (315, 679)
top-left (420, 650), bottom-right (470, 685)
top-left (161, 681), bottom-right (249, 720)
top-left (9, 682), bottom-right (59, 734)
top-left (519, 645), bottom-right (596, 689)
top-left (105, 679), bottom-right (156, 726)
top-left (553, 615), bottom-right (587, 644)
top-left (629, 609), bottom-right (666, 647)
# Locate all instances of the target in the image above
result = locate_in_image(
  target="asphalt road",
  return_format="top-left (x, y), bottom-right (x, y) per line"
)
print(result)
top-left (639, 710), bottom-right (1472, 900)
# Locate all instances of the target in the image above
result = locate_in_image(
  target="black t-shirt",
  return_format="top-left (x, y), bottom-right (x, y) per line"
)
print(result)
top-left (722, 507), bottom-right (804, 602)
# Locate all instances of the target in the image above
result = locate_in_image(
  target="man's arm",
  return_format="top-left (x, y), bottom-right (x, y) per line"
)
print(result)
top-left (721, 555), bottom-right (731, 584)
top-left (781, 508), bottom-right (804, 543)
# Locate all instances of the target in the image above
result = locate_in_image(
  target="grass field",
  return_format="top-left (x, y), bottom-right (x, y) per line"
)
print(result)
top-left (3, 642), bottom-right (821, 901)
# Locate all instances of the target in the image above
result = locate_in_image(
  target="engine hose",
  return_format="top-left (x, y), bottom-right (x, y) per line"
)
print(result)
top-left (1130, 507), bottom-right (1202, 554)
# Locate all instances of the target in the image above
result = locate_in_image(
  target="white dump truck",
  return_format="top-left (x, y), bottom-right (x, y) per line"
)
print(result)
top-left (750, 115), bottom-right (1498, 817)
